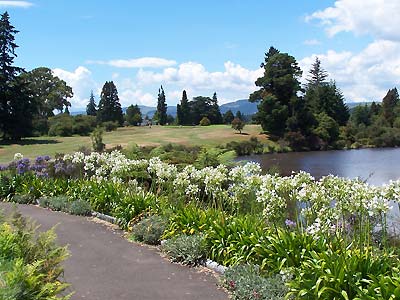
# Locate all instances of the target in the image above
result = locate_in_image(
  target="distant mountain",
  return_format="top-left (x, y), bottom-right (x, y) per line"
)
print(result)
top-left (220, 99), bottom-right (257, 115)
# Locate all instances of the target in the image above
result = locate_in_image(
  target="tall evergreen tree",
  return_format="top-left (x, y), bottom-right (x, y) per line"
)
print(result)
top-left (250, 50), bottom-right (303, 136)
top-left (235, 110), bottom-right (244, 120)
top-left (209, 92), bottom-right (223, 124)
top-left (155, 85), bottom-right (167, 125)
top-left (382, 88), bottom-right (399, 127)
top-left (177, 90), bottom-right (191, 125)
top-left (86, 90), bottom-right (97, 116)
top-left (97, 81), bottom-right (123, 125)
top-left (0, 12), bottom-right (34, 139)
top-left (306, 57), bottom-right (328, 88)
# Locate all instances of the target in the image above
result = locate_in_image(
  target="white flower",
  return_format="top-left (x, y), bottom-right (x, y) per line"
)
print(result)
top-left (14, 153), bottom-right (23, 160)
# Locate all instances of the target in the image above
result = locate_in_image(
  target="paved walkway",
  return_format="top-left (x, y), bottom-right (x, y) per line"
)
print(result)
top-left (0, 203), bottom-right (228, 300)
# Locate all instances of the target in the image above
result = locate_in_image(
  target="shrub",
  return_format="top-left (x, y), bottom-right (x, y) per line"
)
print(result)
top-left (131, 215), bottom-right (167, 245)
top-left (72, 115), bottom-right (97, 136)
top-left (161, 234), bottom-right (207, 266)
top-left (101, 121), bottom-right (119, 132)
top-left (38, 196), bottom-right (69, 212)
top-left (114, 192), bottom-right (157, 230)
top-left (69, 199), bottom-right (92, 216)
top-left (199, 116), bottom-right (211, 126)
top-left (11, 194), bottom-right (33, 204)
top-left (91, 126), bottom-right (105, 152)
top-left (48, 114), bottom-right (73, 137)
top-left (231, 117), bottom-right (245, 134)
top-left (0, 213), bottom-right (69, 299)
top-left (222, 264), bottom-right (287, 300)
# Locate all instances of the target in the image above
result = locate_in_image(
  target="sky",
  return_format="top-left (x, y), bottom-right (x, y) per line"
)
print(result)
top-left (1, 0), bottom-right (399, 111)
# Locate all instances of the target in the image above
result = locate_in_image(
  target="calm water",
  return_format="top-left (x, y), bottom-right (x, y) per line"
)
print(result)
top-left (239, 148), bottom-right (400, 186)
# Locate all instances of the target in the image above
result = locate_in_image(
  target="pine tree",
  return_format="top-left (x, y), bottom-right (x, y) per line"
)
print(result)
top-left (209, 92), bottom-right (223, 124)
top-left (0, 12), bottom-right (34, 139)
top-left (86, 90), bottom-right (97, 116)
top-left (223, 110), bottom-right (234, 124)
top-left (97, 81), bottom-right (123, 125)
top-left (177, 90), bottom-right (191, 125)
top-left (250, 50), bottom-right (303, 136)
top-left (306, 57), bottom-right (328, 88)
top-left (235, 110), bottom-right (244, 120)
top-left (155, 85), bottom-right (167, 125)
top-left (382, 88), bottom-right (399, 127)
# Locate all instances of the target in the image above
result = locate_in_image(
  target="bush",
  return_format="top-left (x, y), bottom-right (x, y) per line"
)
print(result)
top-left (69, 199), bottom-right (92, 216)
top-left (199, 117), bottom-right (211, 126)
top-left (131, 215), bottom-right (167, 245)
top-left (48, 114), bottom-right (73, 137)
top-left (72, 115), bottom-right (97, 136)
top-left (91, 126), bottom-right (105, 152)
top-left (226, 137), bottom-right (264, 156)
top-left (102, 121), bottom-right (119, 132)
top-left (161, 234), bottom-right (207, 266)
top-left (38, 196), bottom-right (69, 212)
top-left (11, 194), bottom-right (34, 204)
top-left (0, 213), bottom-right (69, 299)
top-left (222, 264), bottom-right (287, 300)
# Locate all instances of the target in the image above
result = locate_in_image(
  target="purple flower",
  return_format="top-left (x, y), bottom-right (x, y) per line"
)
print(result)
top-left (285, 219), bottom-right (296, 228)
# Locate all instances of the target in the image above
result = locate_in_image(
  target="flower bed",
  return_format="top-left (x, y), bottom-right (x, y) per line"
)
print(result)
top-left (2, 151), bottom-right (400, 299)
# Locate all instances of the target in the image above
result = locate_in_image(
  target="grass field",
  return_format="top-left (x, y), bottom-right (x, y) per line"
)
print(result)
top-left (0, 125), bottom-right (267, 164)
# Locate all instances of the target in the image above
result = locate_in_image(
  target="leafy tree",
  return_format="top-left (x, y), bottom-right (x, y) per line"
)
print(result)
top-left (86, 90), bottom-right (97, 116)
top-left (250, 49), bottom-right (303, 136)
top-left (97, 81), bottom-right (123, 126)
top-left (189, 95), bottom-right (222, 125)
top-left (21, 67), bottom-right (73, 117)
top-left (155, 85), bottom-right (167, 125)
top-left (350, 105), bottom-right (371, 126)
top-left (381, 88), bottom-right (399, 127)
top-left (231, 117), bottom-right (245, 134)
top-left (313, 112), bottom-right (340, 147)
top-left (223, 110), bottom-right (234, 124)
top-left (0, 12), bottom-right (34, 140)
top-left (126, 104), bottom-right (142, 126)
top-left (177, 90), bottom-right (191, 125)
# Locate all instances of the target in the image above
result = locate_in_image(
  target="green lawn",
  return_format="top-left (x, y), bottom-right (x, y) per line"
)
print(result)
top-left (0, 124), bottom-right (267, 164)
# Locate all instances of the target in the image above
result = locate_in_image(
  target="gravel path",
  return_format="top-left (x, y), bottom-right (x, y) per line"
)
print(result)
top-left (0, 202), bottom-right (228, 300)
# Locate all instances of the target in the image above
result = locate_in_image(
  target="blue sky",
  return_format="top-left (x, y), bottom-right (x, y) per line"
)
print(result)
top-left (1, 0), bottom-right (399, 111)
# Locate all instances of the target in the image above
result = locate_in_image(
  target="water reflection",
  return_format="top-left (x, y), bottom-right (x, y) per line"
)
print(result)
top-left (238, 148), bottom-right (400, 186)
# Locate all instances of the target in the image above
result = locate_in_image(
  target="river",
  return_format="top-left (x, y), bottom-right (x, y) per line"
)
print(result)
top-left (238, 147), bottom-right (400, 186)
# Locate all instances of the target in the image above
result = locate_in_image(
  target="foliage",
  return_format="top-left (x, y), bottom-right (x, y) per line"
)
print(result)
top-left (0, 213), bottom-right (69, 299)
top-left (231, 117), bottom-right (245, 134)
top-left (21, 67), bottom-right (73, 118)
top-left (199, 116), bottom-right (211, 126)
top-left (11, 194), bottom-right (34, 204)
top-left (223, 110), bottom-right (235, 124)
top-left (125, 104), bottom-right (142, 126)
top-left (38, 195), bottom-right (69, 212)
top-left (97, 81), bottom-right (124, 126)
top-left (250, 49), bottom-right (302, 137)
top-left (114, 191), bottom-right (157, 230)
top-left (48, 113), bottom-right (73, 136)
top-left (155, 86), bottom-right (168, 125)
top-left (91, 126), bottom-right (105, 152)
top-left (101, 120), bottom-right (119, 132)
top-left (222, 264), bottom-right (288, 300)
top-left (176, 90), bottom-right (191, 125)
top-left (86, 90), bottom-right (97, 116)
top-left (68, 199), bottom-right (92, 216)
top-left (190, 96), bottom-right (223, 125)
top-left (131, 215), bottom-right (167, 245)
top-left (226, 137), bottom-right (264, 155)
top-left (0, 12), bottom-right (35, 140)
top-left (161, 234), bottom-right (207, 266)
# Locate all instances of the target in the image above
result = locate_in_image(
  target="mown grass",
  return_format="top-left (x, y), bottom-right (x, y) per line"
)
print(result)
top-left (0, 124), bottom-right (267, 163)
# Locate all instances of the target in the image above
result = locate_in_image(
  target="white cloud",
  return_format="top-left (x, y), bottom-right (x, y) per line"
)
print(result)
top-left (119, 89), bottom-right (156, 107)
top-left (303, 39), bottom-right (321, 46)
top-left (52, 66), bottom-right (98, 111)
top-left (87, 57), bottom-right (177, 68)
top-left (307, 0), bottom-right (400, 41)
top-left (300, 39), bottom-right (400, 102)
top-left (0, 1), bottom-right (33, 7)
top-left (136, 61), bottom-right (263, 104)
